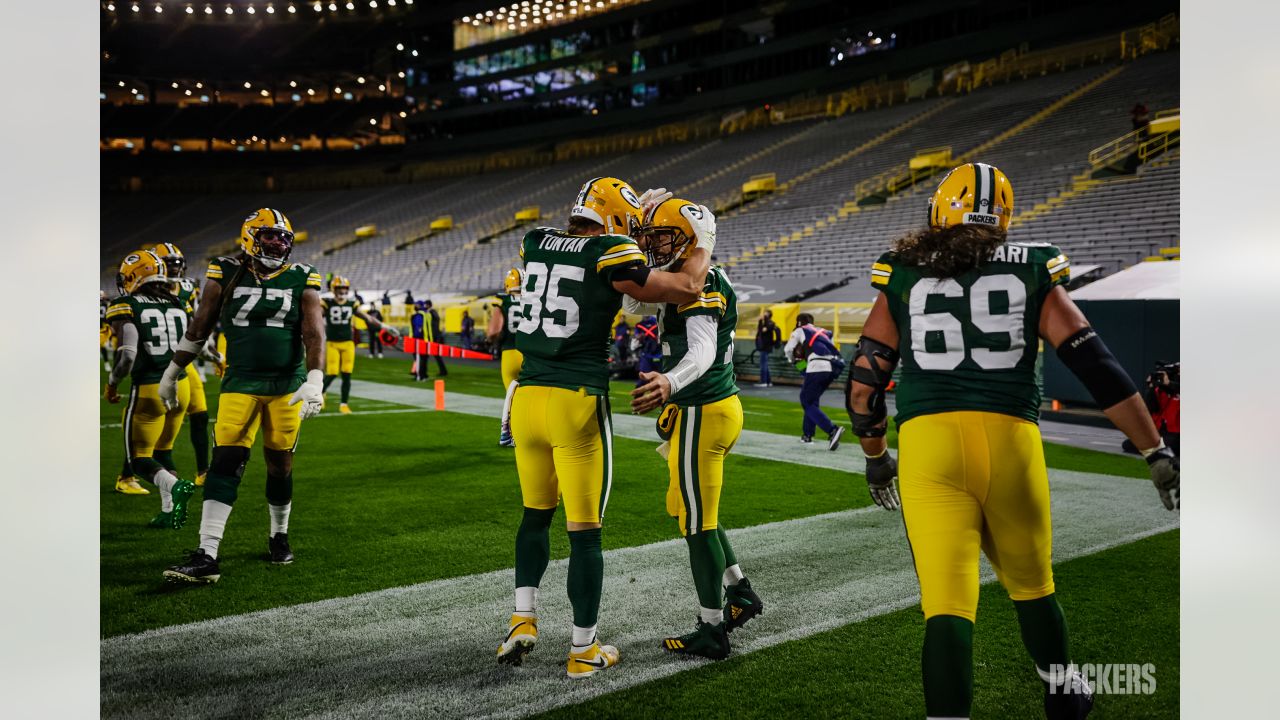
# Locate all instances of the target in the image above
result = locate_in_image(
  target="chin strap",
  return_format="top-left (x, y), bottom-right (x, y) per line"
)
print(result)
top-left (846, 335), bottom-right (900, 438)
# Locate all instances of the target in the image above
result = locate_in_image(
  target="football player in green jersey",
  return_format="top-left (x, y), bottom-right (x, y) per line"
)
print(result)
top-left (152, 242), bottom-right (215, 487)
top-left (498, 179), bottom-right (716, 678)
top-left (157, 208), bottom-right (327, 584)
top-left (321, 275), bottom-right (398, 414)
top-left (629, 198), bottom-right (763, 661)
top-left (103, 250), bottom-right (198, 529)
top-left (846, 163), bottom-right (1180, 719)
top-left (488, 267), bottom-right (525, 447)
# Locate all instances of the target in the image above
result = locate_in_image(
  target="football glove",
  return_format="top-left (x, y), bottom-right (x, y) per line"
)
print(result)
top-left (688, 204), bottom-right (716, 255)
top-left (1145, 446), bottom-right (1179, 510)
top-left (637, 187), bottom-right (673, 214)
top-left (158, 362), bottom-right (184, 410)
top-left (865, 451), bottom-right (901, 511)
top-left (288, 369), bottom-right (326, 420)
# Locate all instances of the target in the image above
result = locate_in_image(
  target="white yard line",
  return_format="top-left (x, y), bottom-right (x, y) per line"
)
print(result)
top-left (101, 466), bottom-right (1178, 720)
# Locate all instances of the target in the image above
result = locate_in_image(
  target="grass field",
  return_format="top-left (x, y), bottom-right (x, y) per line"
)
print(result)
top-left (100, 354), bottom-right (1176, 718)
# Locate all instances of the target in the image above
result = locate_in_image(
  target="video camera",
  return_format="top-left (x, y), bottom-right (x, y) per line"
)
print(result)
top-left (1147, 360), bottom-right (1180, 397)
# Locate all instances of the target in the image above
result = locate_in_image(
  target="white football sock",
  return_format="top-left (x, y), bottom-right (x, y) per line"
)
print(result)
top-left (514, 586), bottom-right (538, 615)
top-left (269, 502), bottom-right (292, 535)
top-left (501, 380), bottom-right (519, 432)
top-left (571, 624), bottom-right (597, 649)
top-left (199, 500), bottom-right (233, 559)
top-left (152, 469), bottom-right (178, 512)
top-left (723, 563), bottom-right (745, 587)
top-left (700, 606), bottom-right (724, 625)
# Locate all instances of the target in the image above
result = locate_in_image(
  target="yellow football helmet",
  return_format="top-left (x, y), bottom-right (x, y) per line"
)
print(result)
top-left (502, 267), bottom-right (525, 295)
top-left (239, 208), bottom-right (296, 269)
top-left (636, 198), bottom-right (704, 269)
top-left (330, 275), bottom-right (351, 297)
top-left (927, 162), bottom-right (1014, 231)
top-left (116, 250), bottom-right (168, 295)
top-left (151, 242), bottom-right (187, 280)
top-left (570, 176), bottom-right (643, 236)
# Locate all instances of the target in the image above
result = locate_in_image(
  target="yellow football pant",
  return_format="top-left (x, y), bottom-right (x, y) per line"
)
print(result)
top-left (899, 411), bottom-right (1055, 622)
top-left (214, 392), bottom-right (302, 452)
top-left (123, 379), bottom-right (189, 459)
top-left (510, 385), bottom-right (612, 524)
top-left (501, 349), bottom-right (524, 389)
top-left (184, 363), bottom-right (208, 414)
top-left (665, 396), bottom-right (743, 536)
top-left (327, 340), bottom-right (356, 374)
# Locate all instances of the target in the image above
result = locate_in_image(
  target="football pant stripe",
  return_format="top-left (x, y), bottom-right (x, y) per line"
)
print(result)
top-left (683, 405), bottom-right (700, 536)
top-left (596, 394), bottom-right (613, 520)
top-left (123, 384), bottom-right (139, 461)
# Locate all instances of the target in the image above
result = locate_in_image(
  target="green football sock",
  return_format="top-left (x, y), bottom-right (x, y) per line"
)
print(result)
top-left (514, 507), bottom-right (555, 588)
top-left (153, 449), bottom-right (176, 473)
top-left (923, 615), bottom-right (974, 718)
top-left (119, 458), bottom-right (133, 479)
top-left (1014, 594), bottom-right (1070, 674)
top-left (716, 527), bottom-right (738, 568)
top-left (188, 412), bottom-right (209, 474)
top-left (567, 528), bottom-right (603, 628)
top-left (340, 373), bottom-right (352, 404)
top-left (322, 374), bottom-right (336, 393)
top-left (685, 530), bottom-right (727, 609)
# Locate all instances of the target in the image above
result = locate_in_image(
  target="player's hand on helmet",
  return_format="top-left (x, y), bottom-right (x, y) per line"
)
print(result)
top-left (865, 450), bottom-right (901, 511)
top-left (637, 187), bottom-right (673, 214)
top-left (158, 362), bottom-right (183, 410)
top-left (1145, 446), bottom-right (1179, 510)
top-left (631, 371), bottom-right (671, 415)
top-left (103, 384), bottom-right (120, 404)
top-left (289, 370), bottom-right (326, 420)
top-left (688, 204), bottom-right (717, 255)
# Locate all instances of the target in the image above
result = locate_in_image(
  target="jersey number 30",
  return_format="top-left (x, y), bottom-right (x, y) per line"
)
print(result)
top-left (517, 262), bottom-right (583, 339)
top-left (909, 274), bottom-right (1026, 370)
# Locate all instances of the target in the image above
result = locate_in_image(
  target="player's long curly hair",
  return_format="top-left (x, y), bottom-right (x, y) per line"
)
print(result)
top-left (890, 224), bottom-right (1007, 278)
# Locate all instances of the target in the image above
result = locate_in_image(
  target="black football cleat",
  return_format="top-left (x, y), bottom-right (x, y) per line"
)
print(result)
top-left (724, 578), bottom-right (764, 632)
top-left (269, 533), bottom-right (294, 565)
top-left (1044, 669), bottom-right (1095, 720)
top-left (163, 549), bottom-right (221, 584)
top-left (661, 619), bottom-right (730, 660)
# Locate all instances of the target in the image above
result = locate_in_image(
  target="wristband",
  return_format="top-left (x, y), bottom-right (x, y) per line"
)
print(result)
top-left (305, 369), bottom-right (324, 386)
top-left (1140, 440), bottom-right (1167, 459)
top-left (176, 336), bottom-right (204, 355)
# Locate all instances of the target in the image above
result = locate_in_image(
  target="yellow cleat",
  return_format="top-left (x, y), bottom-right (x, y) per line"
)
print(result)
top-left (194, 472), bottom-right (206, 487)
top-left (114, 477), bottom-right (150, 495)
top-left (339, 403), bottom-right (352, 415)
top-left (567, 640), bottom-right (619, 679)
top-left (497, 614), bottom-right (538, 666)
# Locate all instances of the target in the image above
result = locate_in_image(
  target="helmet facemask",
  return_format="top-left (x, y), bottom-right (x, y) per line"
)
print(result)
top-left (251, 227), bottom-right (294, 269)
top-left (636, 225), bottom-right (692, 270)
top-left (162, 256), bottom-right (187, 281)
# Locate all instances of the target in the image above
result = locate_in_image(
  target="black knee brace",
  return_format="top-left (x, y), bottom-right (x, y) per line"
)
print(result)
top-left (206, 446), bottom-right (251, 505)
top-left (846, 335), bottom-right (899, 437)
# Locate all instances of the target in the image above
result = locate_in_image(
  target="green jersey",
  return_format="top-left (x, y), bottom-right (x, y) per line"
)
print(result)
top-left (105, 291), bottom-right (189, 384)
top-left (172, 278), bottom-right (199, 315)
top-left (660, 265), bottom-right (740, 406)
top-left (206, 256), bottom-right (324, 396)
top-left (871, 242), bottom-right (1070, 425)
top-left (515, 227), bottom-right (647, 395)
top-left (322, 297), bottom-right (356, 342)
top-left (497, 293), bottom-right (520, 352)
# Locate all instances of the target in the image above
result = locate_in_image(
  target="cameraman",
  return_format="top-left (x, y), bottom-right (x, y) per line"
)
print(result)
top-left (1124, 361), bottom-right (1179, 455)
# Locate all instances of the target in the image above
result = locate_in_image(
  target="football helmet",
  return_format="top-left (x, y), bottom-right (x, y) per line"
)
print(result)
top-left (239, 208), bottom-right (295, 269)
top-left (116, 250), bottom-right (168, 295)
top-left (635, 198), bottom-right (704, 269)
top-left (330, 275), bottom-right (351, 300)
top-left (151, 242), bottom-right (187, 281)
top-left (570, 176), bottom-right (643, 236)
top-left (502, 267), bottom-right (525, 295)
top-left (927, 162), bottom-right (1014, 231)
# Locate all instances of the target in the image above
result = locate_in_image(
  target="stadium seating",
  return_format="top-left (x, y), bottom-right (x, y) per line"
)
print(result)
top-left (101, 49), bottom-right (1178, 296)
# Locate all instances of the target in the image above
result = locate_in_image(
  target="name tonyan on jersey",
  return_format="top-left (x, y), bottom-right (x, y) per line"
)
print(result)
top-left (537, 235), bottom-right (590, 253)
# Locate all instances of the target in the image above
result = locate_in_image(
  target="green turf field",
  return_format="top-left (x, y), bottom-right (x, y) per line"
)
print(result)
top-left (100, 357), bottom-right (1176, 718)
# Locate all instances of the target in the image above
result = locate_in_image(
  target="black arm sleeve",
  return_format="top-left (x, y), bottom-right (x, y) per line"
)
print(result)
top-left (611, 263), bottom-right (651, 287)
top-left (1055, 327), bottom-right (1139, 409)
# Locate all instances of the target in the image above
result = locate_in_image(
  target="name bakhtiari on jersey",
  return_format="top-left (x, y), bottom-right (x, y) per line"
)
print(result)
top-left (105, 292), bottom-right (190, 384)
top-left (871, 242), bottom-right (1070, 425)
top-left (515, 227), bottom-right (646, 395)
top-left (660, 265), bottom-right (739, 407)
top-left (206, 256), bottom-right (323, 395)
top-left (321, 297), bottom-right (356, 342)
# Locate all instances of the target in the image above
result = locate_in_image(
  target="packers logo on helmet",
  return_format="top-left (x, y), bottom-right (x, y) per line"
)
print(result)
top-left (927, 162), bottom-right (1014, 231)
top-left (330, 275), bottom-right (351, 297)
top-left (240, 208), bottom-right (296, 269)
top-left (116, 250), bottom-right (168, 295)
top-left (503, 267), bottom-right (525, 295)
top-left (636, 198), bottom-right (702, 269)
top-left (151, 242), bottom-right (187, 281)
top-left (570, 177), bottom-right (643, 236)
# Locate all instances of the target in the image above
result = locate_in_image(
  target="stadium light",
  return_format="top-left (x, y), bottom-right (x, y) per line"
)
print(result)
top-left (462, 15), bottom-right (469, 22)
top-left (397, 71), bottom-right (404, 78)
top-left (185, 89), bottom-right (192, 95)
top-left (411, 49), bottom-right (418, 57)
top-left (404, 0), bottom-right (411, 5)
top-left (261, 89), bottom-right (270, 96)
top-left (225, 5), bottom-right (234, 14)
top-left (106, 3), bottom-right (115, 10)
top-left (155, 3), bottom-right (163, 13)
top-left (289, 3), bottom-right (297, 12)
top-left (334, 86), bottom-right (342, 93)
top-left (307, 88), bottom-right (316, 95)
top-left (369, 118), bottom-right (377, 125)
top-left (327, 2), bottom-right (335, 10)
top-left (267, 4), bottom-right (275, 13)
top-left (195, 81), bottom-right (203, 87)
top-left (369, 0), bottom-right (377, 7)
top-left (131, 3), bottom-right (139, 12)
top-left (313, 2), bottom-right (321, 10)
top-left (117, 80), bottom-right (125, 87)
top-left (388, 0), bottom-right (395, 5)
top-left (395, 42), bottom-right (404, 50)
top-left (289, 80), bottom-right (298, 87)
top-left (204, 4), bottom-right (212, 14)
top-left (171, 82), bottom-right (179, 88)
top-left (378, 83), bottom-right (385, 91)
top-left (345, 1), bottom-right (354, 9)
top-left (244, 81), bottom-right (252, 88)
top-left (185, 5), bottom-right (193, 13)
top-left (399, 111), bottom-right (406, 117)
top-left (247, 5), bottom-right (255, 14)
